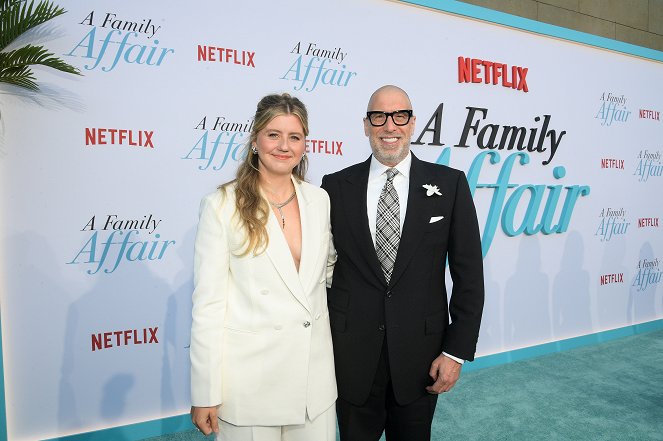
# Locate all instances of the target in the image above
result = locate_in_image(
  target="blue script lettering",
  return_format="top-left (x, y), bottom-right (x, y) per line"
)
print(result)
top-left (65, 27), bottom-right (174, 72)
top-left (436, 148), bottom-right (590, 257)
top-left (182, 131), bottom-right (247, 171)
top-left (280, 55), bottom-right (357, 93)
top-left (67, 230), bottom-right (175, 275)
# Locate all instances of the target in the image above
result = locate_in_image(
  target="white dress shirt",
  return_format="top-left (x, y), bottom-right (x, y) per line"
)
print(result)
top-left (367, 152), bottom-right (412, 246)
top-left (366, 152), bottom-right (465, 366)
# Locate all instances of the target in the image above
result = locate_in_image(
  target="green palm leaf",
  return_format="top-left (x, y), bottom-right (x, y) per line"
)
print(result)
top-left (1, 44), bottom-right (79, 73)
top-left (0, 62), bottom-right (36, 90)
top-left (0, 0), bottom-right (66, 51)
top-left (0, 1), bottom-right (81, 92)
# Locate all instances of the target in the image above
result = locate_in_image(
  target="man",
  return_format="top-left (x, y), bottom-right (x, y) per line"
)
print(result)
top-left (321, 85), bottom-right (484, 441)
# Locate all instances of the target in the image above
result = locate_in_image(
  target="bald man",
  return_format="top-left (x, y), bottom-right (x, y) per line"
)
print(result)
top-left (322, 85), bottom-right (484, 441)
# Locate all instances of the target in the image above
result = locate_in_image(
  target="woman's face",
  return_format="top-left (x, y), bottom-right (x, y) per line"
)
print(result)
top-left (254, 114), bottom-right (306, 178)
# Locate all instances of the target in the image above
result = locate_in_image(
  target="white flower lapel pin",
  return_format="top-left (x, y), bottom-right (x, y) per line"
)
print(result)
top-left (422, 184), bottom-right (442, 197)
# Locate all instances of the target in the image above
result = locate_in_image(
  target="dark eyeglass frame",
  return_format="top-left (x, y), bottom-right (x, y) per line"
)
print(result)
top-left (365, 109), bottom-right (413, 127)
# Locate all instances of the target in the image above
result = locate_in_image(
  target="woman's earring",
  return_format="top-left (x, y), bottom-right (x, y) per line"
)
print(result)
top-left (251, 145), bottom-right (258, 154)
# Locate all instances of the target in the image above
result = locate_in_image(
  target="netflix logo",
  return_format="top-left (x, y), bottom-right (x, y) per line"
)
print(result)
top-left (638, 217), bottom-right (659, 228)
top-left (92, 327), bottom-right (159, 351)
top-left (601, 158), bottom-right (624, 169)
top-left (599, 273), bottom-right (623, 285)
top-left (305, 139), bottom-right (343, 155)
top-left (457, 56), bottom-right (528, 92)
top-left (85, 128), bottom-right (154, 148)
top-left (639, 108), bottom-right (660, 121)
top-left (197, 45), bottom-right (255, 67)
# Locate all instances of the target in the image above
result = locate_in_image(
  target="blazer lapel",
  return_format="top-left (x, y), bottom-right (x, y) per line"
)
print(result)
top-left (264, 178), bottom-right (311, 313)
top-left (295, 180), bottom-right (317, 296)
top-left (390, 154), bottom-right (436, 287)
top-left (344, 157), bottom-right (386, 285)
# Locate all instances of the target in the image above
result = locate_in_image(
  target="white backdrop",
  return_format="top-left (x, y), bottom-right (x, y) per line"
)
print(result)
top-left (1, 0), bottom-right (662, 439)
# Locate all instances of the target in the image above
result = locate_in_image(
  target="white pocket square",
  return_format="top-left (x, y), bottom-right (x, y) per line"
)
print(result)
top-left (429, 216), bottom-right (444, 223)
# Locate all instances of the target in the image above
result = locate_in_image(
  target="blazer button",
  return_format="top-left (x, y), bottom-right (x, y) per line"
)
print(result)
top-left (303, 321), bottom-right (311, 328)
top-left (274, 324), bottom-right (283, 330)
top-left (385, 291), bottom-right (392, 298)
top-left (378, 324), bottom-right (385, 331)
top-left (260, 290), bottom-right (269, 295)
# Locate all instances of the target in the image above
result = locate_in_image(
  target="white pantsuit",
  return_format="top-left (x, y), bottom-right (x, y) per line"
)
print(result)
top-left (218, 404), bottom-right (336, 441)
top-left (190, 178), bottom-right (337, 429)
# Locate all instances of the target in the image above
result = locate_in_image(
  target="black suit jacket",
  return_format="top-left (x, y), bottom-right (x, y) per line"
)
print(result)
top-left (321, 153), bottom-right (484, 406)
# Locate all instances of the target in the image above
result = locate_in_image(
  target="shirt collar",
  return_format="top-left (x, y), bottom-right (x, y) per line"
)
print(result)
top-left (369, 151), bottom-right (412, 180)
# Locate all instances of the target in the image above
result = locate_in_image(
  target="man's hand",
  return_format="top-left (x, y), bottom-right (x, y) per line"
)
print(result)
top-left (191, 406), bottom-right (219, 436)
top-left (426, 353), bottom-right (462, 394)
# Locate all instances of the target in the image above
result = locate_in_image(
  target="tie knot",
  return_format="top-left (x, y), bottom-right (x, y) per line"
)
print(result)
top-left (385, 168), bottom-right (398, 182)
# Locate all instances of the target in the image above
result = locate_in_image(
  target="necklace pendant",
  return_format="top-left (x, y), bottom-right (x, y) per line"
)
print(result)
top-left (269, 190), bottom-right (296, 231)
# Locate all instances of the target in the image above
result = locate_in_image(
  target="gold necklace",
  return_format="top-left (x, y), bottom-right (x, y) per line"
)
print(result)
top-left (269, 191), bottom-right (296, 229)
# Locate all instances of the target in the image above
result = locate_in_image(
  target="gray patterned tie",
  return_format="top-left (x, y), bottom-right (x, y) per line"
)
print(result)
top-left (375, 168), bottom-right (400, 284)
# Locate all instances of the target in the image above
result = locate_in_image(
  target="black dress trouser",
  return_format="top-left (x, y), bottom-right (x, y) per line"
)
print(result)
top-left (336, 340), bottom-right (438, 441)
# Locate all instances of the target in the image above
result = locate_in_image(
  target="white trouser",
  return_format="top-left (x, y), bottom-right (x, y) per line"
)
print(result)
top-left (217, 404), bottom-right (336, 441)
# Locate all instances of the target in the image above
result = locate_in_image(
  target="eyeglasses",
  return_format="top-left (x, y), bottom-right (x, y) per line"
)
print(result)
top-left (366, 110), bottom-right (413, 127)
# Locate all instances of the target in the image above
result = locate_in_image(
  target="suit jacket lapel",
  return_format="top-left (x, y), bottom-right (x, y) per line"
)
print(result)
top-left (296, 180), bottom-right (317, 296)
top-left (390, 154), bottom-right (436, 287)
top-left (264, 178), bottom-right (311, 313)
top-left (344, 157), bottom-right (386, 285)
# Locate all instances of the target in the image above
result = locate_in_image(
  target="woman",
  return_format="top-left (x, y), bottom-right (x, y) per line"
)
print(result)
top-left (190, 93), bottom-right (337, 440)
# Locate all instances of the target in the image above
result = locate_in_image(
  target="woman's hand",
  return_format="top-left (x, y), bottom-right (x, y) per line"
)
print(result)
top-left (191, 406), bottom-right (219, 436)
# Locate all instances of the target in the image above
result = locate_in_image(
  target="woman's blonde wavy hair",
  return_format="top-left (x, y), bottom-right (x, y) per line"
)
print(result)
top-left (221, 93), bottom-right (309, 256)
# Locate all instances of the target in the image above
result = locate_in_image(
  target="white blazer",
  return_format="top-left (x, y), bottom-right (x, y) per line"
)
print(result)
top-left (190, 178), bottom-right (337, 426)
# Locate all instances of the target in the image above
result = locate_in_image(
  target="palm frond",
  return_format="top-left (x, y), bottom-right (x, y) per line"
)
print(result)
top-left (0, 62), bottom-right (37, 90)
top-left (0, 0), bottom-right (66, 51)
top-left (0, 1), bottom-right (81, 92)
top-left (0, 0), bottom-right (22, 14)
top-left (0, 44), bottom-right (80, 90)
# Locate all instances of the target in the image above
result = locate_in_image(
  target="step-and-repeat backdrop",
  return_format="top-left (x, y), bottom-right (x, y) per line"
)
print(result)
top-left (1, 0), bottom-right (661, 439)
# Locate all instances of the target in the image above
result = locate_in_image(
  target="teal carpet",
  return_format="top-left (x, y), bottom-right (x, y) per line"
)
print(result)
top-left (147, 329), bottom-right (663, 441)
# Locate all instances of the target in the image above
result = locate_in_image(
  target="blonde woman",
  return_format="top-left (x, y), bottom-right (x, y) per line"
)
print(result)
top-left (190, 93), bottom-right (336, 440)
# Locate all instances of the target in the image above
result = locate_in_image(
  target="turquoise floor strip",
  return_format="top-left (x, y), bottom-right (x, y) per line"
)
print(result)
top-left (465, 318), bottom-right (663, 372)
